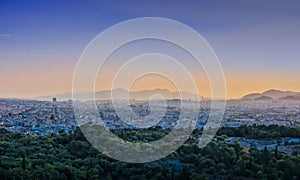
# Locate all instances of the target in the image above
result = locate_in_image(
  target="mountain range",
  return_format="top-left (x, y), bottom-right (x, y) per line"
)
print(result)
top-left (241, 89), bottom-right (300, 101)
top-left (37, 89), bottom-right (300, 101)
top-left (37, 88), bottom-right (203, 101)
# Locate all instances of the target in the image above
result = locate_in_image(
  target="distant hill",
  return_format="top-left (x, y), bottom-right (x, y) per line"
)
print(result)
top-left (278, 94), bottom-right (300, 101)
top-left (37, 88), bottom-right (202, 101)
top-left (262, 89), bottom-right (298, 99)
top-left (242, 93), bottom-right (262, 100)
top-left (242, 89), bottom-right (300, 100)
top-left (254, 95), bottom-right (274, 101)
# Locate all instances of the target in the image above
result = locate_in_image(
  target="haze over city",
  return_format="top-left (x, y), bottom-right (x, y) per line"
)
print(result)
top-left (1, 0), bottom-right (300, 98)
top-left (1, 1), bottom-right (300, 179)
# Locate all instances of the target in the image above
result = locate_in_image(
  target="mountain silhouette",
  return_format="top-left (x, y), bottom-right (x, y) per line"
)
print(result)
top-left (38, 88), bottom-right (202, 101)
top-left (242, 89), bottom-right (300, 100)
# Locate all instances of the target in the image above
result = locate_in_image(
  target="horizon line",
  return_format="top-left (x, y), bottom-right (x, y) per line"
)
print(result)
top-left (1, 88), bottom-right (299, 100)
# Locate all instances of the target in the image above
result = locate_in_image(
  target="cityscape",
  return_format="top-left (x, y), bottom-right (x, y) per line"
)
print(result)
top-left (2, 97), bottom-right (300, 136)
top-left (1, 0), bottom-right (300, 179)
top-left (1, 95), bottom-right (300, 152)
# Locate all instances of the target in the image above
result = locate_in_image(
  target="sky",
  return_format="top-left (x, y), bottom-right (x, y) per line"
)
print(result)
top-left (1, 0), bottom-right (300, 98)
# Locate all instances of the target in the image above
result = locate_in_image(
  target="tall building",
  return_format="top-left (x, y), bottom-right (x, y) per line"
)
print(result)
top-left (52, 97), bottom-right (57, 102)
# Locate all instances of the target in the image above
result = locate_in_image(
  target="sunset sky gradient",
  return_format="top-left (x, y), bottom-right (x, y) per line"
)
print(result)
top-left (1, 0), bottom-right (300, 98)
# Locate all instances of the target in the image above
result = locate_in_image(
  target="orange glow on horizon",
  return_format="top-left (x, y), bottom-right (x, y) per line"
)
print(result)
top-left (1, 60), bottom-right (300, 99)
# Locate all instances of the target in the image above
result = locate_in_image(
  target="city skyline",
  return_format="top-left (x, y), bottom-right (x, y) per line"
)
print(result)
top-left (1, 1), bottom-right (300, 98)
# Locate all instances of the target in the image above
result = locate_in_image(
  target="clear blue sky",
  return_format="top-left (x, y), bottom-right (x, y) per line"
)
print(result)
top-left (1, 0), bottom-right (300, 98)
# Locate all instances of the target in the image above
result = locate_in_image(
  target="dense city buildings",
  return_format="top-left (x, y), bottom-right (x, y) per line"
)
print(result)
top-left (0, 99), bottom-right (76, 135)
top-left (0, 98), bottom-right (299, 136)
top-left (0, 98), bottom-right (300, 162)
